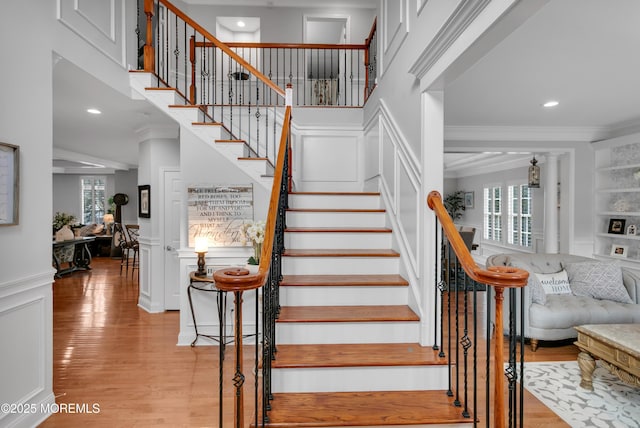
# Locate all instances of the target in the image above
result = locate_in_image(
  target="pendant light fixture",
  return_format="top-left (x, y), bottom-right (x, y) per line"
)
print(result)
top-left (528, 156), bottom-right (540, 188)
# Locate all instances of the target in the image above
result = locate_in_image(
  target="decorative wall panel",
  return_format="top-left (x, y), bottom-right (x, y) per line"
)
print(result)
top-left (381, 124), bottom-right (396, 210)
top-left (300, 136), bottom-right (358, 183)
top-left (381, 0), bottom-right (409, 74)
top-left (58, 0), bottom-right (125, 66)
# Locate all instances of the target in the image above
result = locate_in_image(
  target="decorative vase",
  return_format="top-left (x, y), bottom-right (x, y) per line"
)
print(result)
top-left (55, 225), bottom-right (74, 242)
top-left (245, 264), bottom-right (259, 274)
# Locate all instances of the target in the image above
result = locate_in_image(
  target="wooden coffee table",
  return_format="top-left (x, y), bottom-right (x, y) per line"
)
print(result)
top-left (574, 324), bottom-right (640, 391)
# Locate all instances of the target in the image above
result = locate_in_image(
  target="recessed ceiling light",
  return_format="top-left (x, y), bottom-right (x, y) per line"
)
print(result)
top-left (542, 101), bottom-right (559, 108)
top-left (87, 108), bottom-right (102, 115)
top-left (237, 21), bottom-right (246, 28)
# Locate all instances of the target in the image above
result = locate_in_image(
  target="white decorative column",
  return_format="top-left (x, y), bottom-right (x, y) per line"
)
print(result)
top-left (544, 154), bottom-right (559, 253)
top-left (137, 125), bottom-right (180, 313)
top-left (420, 90), bottom-right (444, 346)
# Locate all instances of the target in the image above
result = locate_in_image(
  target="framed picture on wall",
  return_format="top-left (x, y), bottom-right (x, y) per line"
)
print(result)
top-left (0, 142), bottom-right (19, 226)
top-left (464, 191), bottom-right (474, 209)
top-left (138, 185), bottom-right (150, 218)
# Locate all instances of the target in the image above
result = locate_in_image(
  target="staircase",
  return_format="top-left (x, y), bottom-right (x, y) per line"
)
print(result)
top-left (128, 72), bottom-right (275, 191)
top-left (128, 70), bottom-right (473, 426)
top-left (258, 191), bottom-right (472, 427)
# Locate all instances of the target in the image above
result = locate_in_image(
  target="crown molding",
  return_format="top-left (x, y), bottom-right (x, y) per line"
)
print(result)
top-left (409, 0), bottom-right (491, 80)
top-left (53, 147), bottom-right (132, 171)
top-left (444, 125), bottom-right (609, 142)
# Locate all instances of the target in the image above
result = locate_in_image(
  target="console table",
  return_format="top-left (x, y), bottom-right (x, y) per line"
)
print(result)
top-left (575, 324), bottom-right (640, 391)
top-left (52, 237), bottom-right (95, 278)
top-left (187, 272), bottom-right (230, 350)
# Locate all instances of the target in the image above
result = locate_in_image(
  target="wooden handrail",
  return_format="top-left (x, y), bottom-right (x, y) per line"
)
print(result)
top-left (365, 17), bottom-right (377, 47)
top-left (213, 105), bottom-right (291, 292)
top-left (427, 191), bottom-right (528, 288)
top-left (223, 41), bottom-right (368, 50)
top-left (427, 190), bottom-right (528, 428)
top-left (148, 0), bottom-right (285, 98)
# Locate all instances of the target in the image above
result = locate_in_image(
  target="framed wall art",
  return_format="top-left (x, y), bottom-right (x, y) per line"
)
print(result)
top-left (138, 185), bottom-right (150, 218)
top-left (0, 142), bottom-right (19, 226)
top-left (464, 191), bottom-right (474, 209)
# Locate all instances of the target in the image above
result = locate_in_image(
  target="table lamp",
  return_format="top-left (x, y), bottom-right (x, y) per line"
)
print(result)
top-left (103, 213), bottom-right (114, 235)
top-left (194, 237), bottom-right (208, 277)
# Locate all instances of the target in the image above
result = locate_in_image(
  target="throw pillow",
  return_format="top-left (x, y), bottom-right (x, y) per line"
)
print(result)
top-left (528, 274), bottom-right (547, 305)
top-left (534, 270), bottom-right (572, 295)
top-left (564, 261), bottom-right (632, 304)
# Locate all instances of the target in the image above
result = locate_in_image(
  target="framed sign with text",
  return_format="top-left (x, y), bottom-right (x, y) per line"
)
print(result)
top-left (187, 184), bottom-right (253, 247)
top-left (0, 142), bottom-right (19, 226)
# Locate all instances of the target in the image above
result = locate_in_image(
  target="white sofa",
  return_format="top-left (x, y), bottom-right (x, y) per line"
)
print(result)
top-left (485, 253), bottom-right (640, 351)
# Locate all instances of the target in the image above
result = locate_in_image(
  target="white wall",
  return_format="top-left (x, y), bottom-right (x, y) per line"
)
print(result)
top-left (0, 3), bottom-right (56, 427)
top-left (189, 4), bottom-right (376, 44)
top-left (177, 126), bottom-right (269, 345)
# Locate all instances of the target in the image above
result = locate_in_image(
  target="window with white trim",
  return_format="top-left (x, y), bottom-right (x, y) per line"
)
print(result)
top-left (508, 184), bottom-right (532, 247)
top-left (81, 176), bottom-right (106, 224)
top-left (483, 186), bottom-right (502, 241)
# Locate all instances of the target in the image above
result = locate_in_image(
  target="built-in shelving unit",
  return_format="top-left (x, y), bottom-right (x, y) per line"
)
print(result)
top-left (594, 135), bottom-right (640, 266)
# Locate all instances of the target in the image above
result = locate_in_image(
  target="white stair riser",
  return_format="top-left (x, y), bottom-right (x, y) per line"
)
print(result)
top-left (190, 125), bottom-right (223, 143)
top-left (285, 232), bottom-right (391, 249)
top-left (280, 285), bottom-right (407, 306)
top-left (283, 257), bottom-right (399, 275)
top-left (214, 142), bottom-right (246, 158)
top-left (277, 322), bottom-right (419, 344)
top-left (289, 194), bottom-right (381, 210)
top-left (238, 159), bottom-right (270, 176)
top-left (287, 211), bottom-right (386, 228)
top-left (168, 107), bottom-right (205, 123)
top-left (272, 365), bottom-right (448, 393)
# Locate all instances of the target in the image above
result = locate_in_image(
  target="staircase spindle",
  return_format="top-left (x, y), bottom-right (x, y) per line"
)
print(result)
top-left (427, 191), bottom-right (529, 427)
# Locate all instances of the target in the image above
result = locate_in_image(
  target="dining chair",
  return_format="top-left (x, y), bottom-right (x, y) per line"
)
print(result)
top-left (125, 224), bottom-right (140, 279)
top-left (113, 223), bottom-right (133, 275)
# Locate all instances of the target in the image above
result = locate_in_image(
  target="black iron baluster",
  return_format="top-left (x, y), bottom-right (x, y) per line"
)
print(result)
top-left (461, 272), bottom-right (471, 418)
top-left (485, 288), bottom-right (492, 427)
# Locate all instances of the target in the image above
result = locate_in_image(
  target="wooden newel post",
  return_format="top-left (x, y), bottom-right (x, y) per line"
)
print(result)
top-left (493, 286), bottom-right (506, 428)
top-left (213, 267), bottom-right (265, 428)
top-left (143, 0), bottom-right (155, 72)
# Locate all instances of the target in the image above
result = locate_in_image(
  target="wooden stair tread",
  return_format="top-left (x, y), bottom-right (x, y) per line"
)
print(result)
top-left (287, 208), bottom-right (385, 213)
top-left (257, 390), bottom-right (469, 427)
top-left (272, 343), bottom-right (446, 368)
top-left (283, 249), bottom-right (399, 257)
top-left (278, 305), bottom-right (419, 323)
top-left (285, 227), bottom-right (392, 233)
top-left (290, 191), bottom-right (381, 196)
top-left (281, 274), bottom-right (409, 287)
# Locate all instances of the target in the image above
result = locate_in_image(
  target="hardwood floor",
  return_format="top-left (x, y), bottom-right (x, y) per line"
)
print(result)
top-left (40, 257), bottom-right (577, 427)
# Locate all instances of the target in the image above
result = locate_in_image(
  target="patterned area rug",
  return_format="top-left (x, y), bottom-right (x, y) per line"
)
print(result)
top-left (523, 361), bottom-right (640, 427)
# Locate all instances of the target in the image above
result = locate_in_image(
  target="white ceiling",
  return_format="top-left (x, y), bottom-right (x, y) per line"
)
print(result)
top-left (53, 57), bottom-right (172, 172)
top-left (52, 0), bottom-right (640, 175)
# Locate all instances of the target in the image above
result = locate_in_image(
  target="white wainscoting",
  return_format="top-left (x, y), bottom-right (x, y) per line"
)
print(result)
top-left (293, 127), bottom-right (364, 192)
top-left (381, 0), bottom-right (409, 76)
top-left (57, 0), bottom-right (126, 66)
top-left (0, 272), bottom-right (55, 427)
top-left (375, 101), bottom-right (423, 319)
